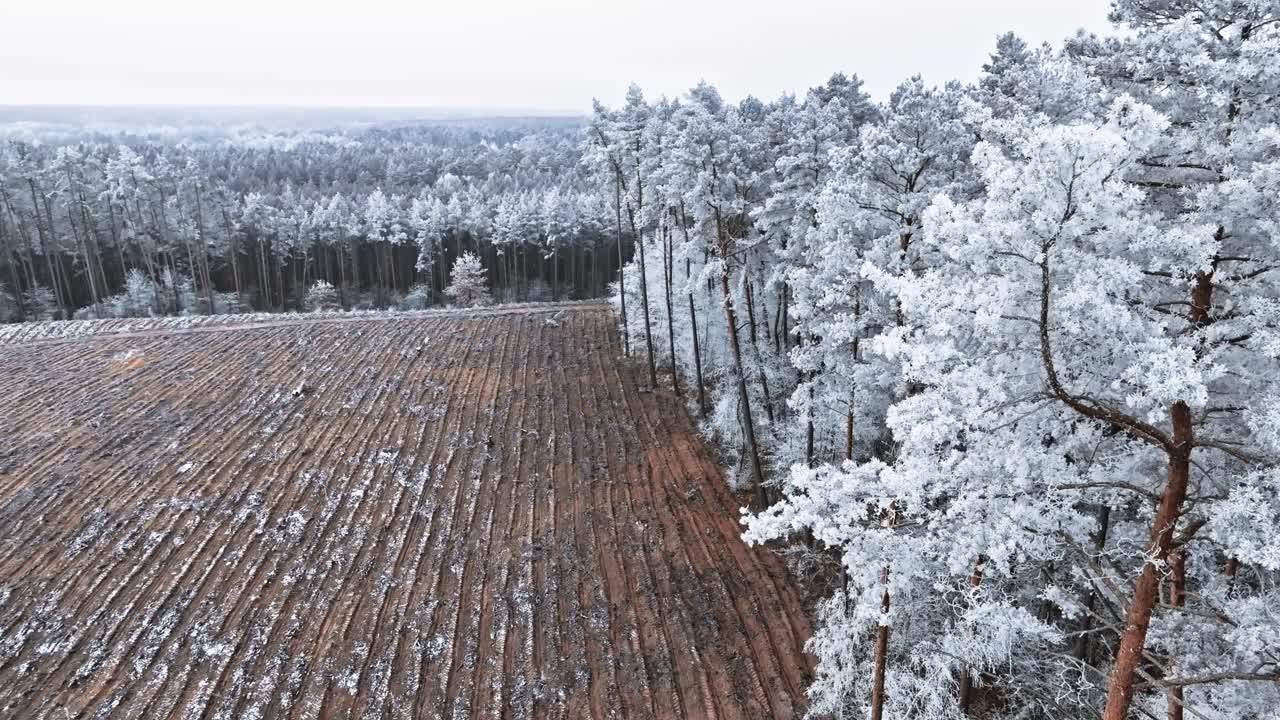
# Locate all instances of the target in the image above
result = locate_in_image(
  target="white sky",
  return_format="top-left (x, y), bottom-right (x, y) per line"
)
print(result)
top-left (1, 0), bottom-right (1115, 111)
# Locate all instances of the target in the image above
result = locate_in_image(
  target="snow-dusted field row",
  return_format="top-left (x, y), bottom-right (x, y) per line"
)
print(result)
top-left (0, 304), bottom-right (811, 719)
top-left (0, 300), bottom-right (607, 346)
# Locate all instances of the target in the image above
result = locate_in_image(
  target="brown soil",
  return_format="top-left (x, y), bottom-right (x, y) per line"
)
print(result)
top-left (0, 302), bottom-right (813, 719)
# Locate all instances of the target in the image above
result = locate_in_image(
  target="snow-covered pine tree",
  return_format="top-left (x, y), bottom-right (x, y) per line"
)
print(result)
top-left (445, 252), bottom-right (492, 308)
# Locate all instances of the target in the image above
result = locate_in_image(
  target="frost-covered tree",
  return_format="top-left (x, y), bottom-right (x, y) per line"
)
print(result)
top-left (751, 80), bottom-right (1278, 720)
top-left (1065, 3), bottom-right (1280, 717)
top-left (744, 76), bottom-right (983, 720)
top-left (444, 252), bottom-right (491, 308)
top-left (304, 279), bottom-right (341, 312)
top-left (108, 269), bottom-right (158, 317)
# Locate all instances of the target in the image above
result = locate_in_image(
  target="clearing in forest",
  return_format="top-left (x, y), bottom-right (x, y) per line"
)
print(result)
top-left (0, 302), bottom-right (812, 719)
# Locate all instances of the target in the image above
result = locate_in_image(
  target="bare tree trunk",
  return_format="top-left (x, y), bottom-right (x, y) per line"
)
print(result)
top-left (845, 388), bottom-right (855, 461)
top-left (390, 243), bottom-right (400, 297)
top-left (552, 247), bottom-right (560, 300)
top-left (688, 290), bottom-right (707, 416)
top-left (28, 180), bottom-right (67, 317)
top-left (780, 282), bottom-right (789, 349)
top-left (744, 273), bottom-right (776, 425)
top-left (1166, 549), bottom-right (1186, 720)
top-left (67, 172), bottom-right (110, 298)
top-left (192, 183), bottom-right (216, 313)
top-left (275, 250), bottom-right (286, 310)
top-left (221, 207), bottom-right (242, 310)
top-left (1103, 260), bottom-right (1215, 720)
top-left (614, 178), bottom-right (629, 356)
top-left (19, 218), bottom-right (39, 296)
top-left (870, 565), bottom-right (891, 720)
top-left (339, 247), bottom-right (350, 307)
top-left (628, 208), bottom-right (658, 388)
top-left (0, 210), bottom-right (27, 320)
top-left (715, 208), bottom-right (766, 508)
top-left (55, 256), bottom-right (74, 317)
top-left (258, 237), bottom-right (272, 311)
top-left (846, 302), bottom-right (862, 462)
top-left (105, 202), bottom-right (129, 279)
top-left (1073, 505), bottom-right (1111, 663)
top-left (0, 184), bottom-right (40, 298)
top-left (678, 203), bottom-right (707, 414)
top-left (72, 175), bottom-right (111, 297)
top-left (661, 222), bottom-right (680, 395)
top-left (68, 207), bottom-right (102, 315)
top-left (958, 557), bottom-right (989, 715)
top-left (805, 378), bottom-right (815, 466)
top-left (1102, 402), bottom-right (1193, 720)
top-left (171, 200), bottom-right (202, 313)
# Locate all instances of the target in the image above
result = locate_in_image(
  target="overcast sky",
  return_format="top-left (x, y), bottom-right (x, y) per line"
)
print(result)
top-left (2, 0), bottom-right (1114, 111)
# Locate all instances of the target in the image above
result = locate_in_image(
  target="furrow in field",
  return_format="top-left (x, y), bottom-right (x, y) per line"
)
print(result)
top-left (0, 304), bottom-right (814, 720)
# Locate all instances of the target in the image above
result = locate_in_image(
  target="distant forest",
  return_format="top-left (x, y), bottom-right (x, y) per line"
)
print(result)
top-left (0, 112), bottom-right (623, 320)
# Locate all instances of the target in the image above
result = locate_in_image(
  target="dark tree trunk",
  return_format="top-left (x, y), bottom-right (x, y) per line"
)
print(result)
top-left (870, 566), bottom-right (891, 720)
top-left (1072, 505), bottom-right (1111, 662)
top-left (1167, 549), bottom-right (1186, 720)
top-left (845, 389), bottom-right (855, 461)
top-left (661, 222), bottom-right (680, 395)
top-left (744, 273), bottom-right (776, 426)
top-left (628, 207), bottom-right (658, 388)
top-left (715, 207), bottom-right (766, 508)
top-left (614, 178), bottom-right (629, 356)
top-left (678, 204), bottom-right (707, 416)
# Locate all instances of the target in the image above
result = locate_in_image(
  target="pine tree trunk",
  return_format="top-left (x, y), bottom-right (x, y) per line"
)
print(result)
top-left (958, 556), bottom-right (989, 715)
top-left (1, 188), bottom-right (40, 299)
top-left (55, 256), bottom-right (75, 317)
top-left (275, 252), bottom-right (285, 310)
top-left (805, 379), bottom-right (815, 466)
top-left (28, 180), bottom-right (67, 317)
top-left (715, 209), bottom-right (766, 507)
top-left (1073, 505), bottom-right (1111, 662)
top-left (1102, 402), bottom-right (1193, 720)
top-left (661, 223), bottom-right (680, 395)
top-left (1103, 262), bottom-right (1214, 720)
top-left (0, 211), bottom-right (27, 320)
top-left (585, 245), bottom-right (592, 297)
top-left (105, 202), bottom-right (128, 278)
top-left (390, 244), bottom-right (400, 297)
top-left (688, 289), bottom-right (707, 416)
top-left (628, 210), bottom-right (658, 388)
top-left (552, 249), bottom-right (560, 300)
top-left (679, 204), bottom-right (707, 415)
top-left (190, 184), bottom-right (215, 313)
top-left (259, 238), bottom-right (271, 311)
top-left (614, 178), bottom-right (629, 356)
top-left (744, 274), bottom-right (776, 425)
top-left (870, 565), bottom-right (891, 720)
top-left (1166, 549), bottom-right (1186, 720)
top-left (66, 205), bottom-right (102, 315)
top-left (845, 389), bottom-right (855, 461)
top-left (781, 282), bottom-right (789, 350)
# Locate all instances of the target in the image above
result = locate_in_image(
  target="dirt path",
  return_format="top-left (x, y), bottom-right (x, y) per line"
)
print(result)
top-left (0, 303), bottom-right (813, 719)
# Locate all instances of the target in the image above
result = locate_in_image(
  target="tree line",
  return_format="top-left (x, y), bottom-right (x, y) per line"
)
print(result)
top-left (0, 119), bottom-right (627, 320)
top-left (593, 2), bottom-right (1280, 719)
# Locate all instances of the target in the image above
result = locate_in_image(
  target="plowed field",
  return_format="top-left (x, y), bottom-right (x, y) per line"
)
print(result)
top-left (0, 303), bottom-right (812, 719)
